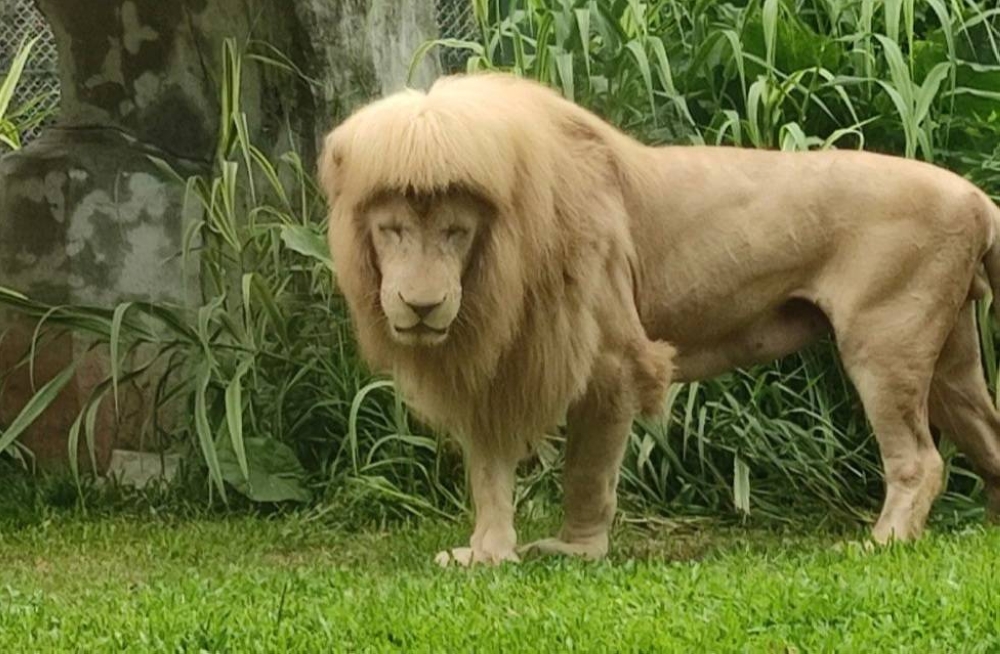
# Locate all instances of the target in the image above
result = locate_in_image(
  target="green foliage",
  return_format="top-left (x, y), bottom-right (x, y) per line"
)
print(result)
top-left (0, 36), bottom-right (57, 151)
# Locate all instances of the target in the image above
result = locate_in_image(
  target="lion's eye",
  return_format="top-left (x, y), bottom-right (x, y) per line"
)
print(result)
top-left (444, 226), bottom-right (469, 240)
top-left (378, 224), bottom-right (403, 238)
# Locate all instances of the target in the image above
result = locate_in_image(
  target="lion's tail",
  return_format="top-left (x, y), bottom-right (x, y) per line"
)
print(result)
top-left (983, 198), bottom-right (1000, 324)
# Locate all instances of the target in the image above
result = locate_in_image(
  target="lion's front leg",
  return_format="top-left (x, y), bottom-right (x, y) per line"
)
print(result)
top-left (521, 359), bottom-right (634, 561)
top-left (435, 443), bottom-right (520, 567)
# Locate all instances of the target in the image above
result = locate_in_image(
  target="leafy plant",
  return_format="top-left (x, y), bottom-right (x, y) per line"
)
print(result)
top-left (0, 36), bottom-right (57, 151)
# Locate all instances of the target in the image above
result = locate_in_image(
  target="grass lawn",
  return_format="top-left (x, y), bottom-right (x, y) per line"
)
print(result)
top-left (0, 511), bottom-right (998, 652)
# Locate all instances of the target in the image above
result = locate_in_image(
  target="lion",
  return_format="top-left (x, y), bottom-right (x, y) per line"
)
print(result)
top-left (320, 72), bottom-right (1000, 565)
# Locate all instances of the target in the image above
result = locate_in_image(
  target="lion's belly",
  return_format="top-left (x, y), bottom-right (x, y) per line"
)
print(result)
top-left (656, 299), bottom-right (831, 383)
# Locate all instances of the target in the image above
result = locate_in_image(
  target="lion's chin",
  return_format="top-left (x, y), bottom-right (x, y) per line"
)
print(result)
top-left (390, 324), bottom-right (450, 347)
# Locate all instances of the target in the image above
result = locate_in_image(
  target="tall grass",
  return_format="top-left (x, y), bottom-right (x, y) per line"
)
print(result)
top-left (1, 3), bottom-right (999, 526)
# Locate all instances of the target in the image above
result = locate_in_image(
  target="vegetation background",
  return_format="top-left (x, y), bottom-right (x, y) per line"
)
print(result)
top-left (2, 0), bottom-right (1000, 531)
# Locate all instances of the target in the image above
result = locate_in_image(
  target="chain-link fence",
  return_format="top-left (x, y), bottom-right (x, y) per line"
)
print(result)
top-left (0, 0), bottom-right (60, 144)
top-left (435, 0), bottom-right (479, 72)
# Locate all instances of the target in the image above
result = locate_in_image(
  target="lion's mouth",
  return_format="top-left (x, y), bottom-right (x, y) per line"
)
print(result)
top-left (394, 323), bottom-right (449, 342)
top-left (396, 323), bottom-right (447, 334)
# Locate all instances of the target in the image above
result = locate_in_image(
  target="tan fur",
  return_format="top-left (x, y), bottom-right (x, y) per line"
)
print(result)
top-left (321, 72), bottom-right (1000, 563)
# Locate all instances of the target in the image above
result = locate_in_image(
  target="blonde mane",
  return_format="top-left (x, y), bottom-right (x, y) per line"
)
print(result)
top-left (320, 73), bottom-right (671, 456)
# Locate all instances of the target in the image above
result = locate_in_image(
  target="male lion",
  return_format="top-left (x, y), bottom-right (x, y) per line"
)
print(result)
top-left (320, 72), bottom-right (1000, 565)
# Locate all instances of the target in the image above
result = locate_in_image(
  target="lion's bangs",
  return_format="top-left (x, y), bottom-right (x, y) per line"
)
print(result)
top-left (333, 86), bottom-right (527, 206)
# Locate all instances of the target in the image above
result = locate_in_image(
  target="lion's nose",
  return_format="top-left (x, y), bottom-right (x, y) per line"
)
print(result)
top-left (401, 294), bottom-right (443, 320)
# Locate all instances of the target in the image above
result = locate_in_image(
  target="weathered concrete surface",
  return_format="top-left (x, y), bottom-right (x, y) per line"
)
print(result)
top-left (294, 0), bottom-right (440, 130)
top-left (0, 0), bottom-right (440, 469)
top-left (38, 0), bottom-right (244, 162)
top-left (0, 128), bottom-right (201, 305)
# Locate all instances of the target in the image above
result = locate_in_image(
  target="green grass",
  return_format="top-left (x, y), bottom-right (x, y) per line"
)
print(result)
top-left (1, 511), bottom-right (998, 652)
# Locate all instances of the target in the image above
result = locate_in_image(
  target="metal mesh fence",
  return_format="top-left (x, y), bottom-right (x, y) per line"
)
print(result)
top-left (0, 0), bottom-right (60, 144)
top-left (435, 0), bottom-right (479, 72)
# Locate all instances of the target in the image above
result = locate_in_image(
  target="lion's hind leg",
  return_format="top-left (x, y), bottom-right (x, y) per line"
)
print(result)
top-left (519, 378), bottom-right (630, 561)
top-left (520, 341), bottom-right (673, 561)
top-left (929, 302), bottom-right (1000, 522)
top-left (835, 302), bottom-right (955, 543)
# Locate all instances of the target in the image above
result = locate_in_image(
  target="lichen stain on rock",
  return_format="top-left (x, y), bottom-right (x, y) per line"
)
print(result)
top-left (66, 199), bottom-right (124, 293)
top-left (43, 170), bottom-right (68, 224)
top-left (4, 173), bottom-right (63, 264)
top-left (83, 38), bottom-right (125, 90)
top-left (117, 223), bottom-right (177, 298)
top-left (121, 172), bottom-right (169, 220)
top-left (57, 2), bottom-right (122, 81)
top-left (62, 171), bottom-right (174, 301)
top-left (10, 175), bottom-right (46, 204)
top-left (66, 189), bottom-right (116, 256)
top-left (119, 2), bottom-right (182, 77)
top-left (132, 71), bottom-right (163, 109)
top-left (79, 36), bottom-right (127, 114)
top-left (121, 1), bottom-right (159, 55)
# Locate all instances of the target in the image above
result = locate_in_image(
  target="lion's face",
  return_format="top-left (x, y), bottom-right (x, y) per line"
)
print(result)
top-left (364, 190), bottom-right (488, 347)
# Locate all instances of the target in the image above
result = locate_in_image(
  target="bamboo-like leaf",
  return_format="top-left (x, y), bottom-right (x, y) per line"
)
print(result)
top-left (762, 0), bottom-right (779, 74)
top-left (82, 389), bottom-right (102, 475)
top-left (66, 409), bottom-right (85, 491)
top-left (0, 362), bottom-right (77, 455)
top-left (624, 40), bottom-right (655, 116)
top-left (225, 358), bottom-right (253, 482)
top-left (279, 225), bottom-right (333, 270)
top-left (553, 48), bottom-right (574, 102)
top-left (914, 62), bottom-right (952, 126)
top-left (110, 301), bottom-right (135, 416)
top-left (884, 0), bottom-right (902, 44)
top-left (348, 380), bottom-right (395, 475)
top-left (734, 456), bottom-right (751, 516)
top-left (243, 273), bottom-right (290, 347)
top-left (195, 362), bottom-right (228, 502)
top-left (0, 36), bottom-right (38, 120)
top-left (575, 8), bottom-right (592, 79)
top-left (874, 34), bottom-right (914, 110)
top-left (196, 294), bottom-right (227, 368)
top-left (876, 80), bottom-right (916, 157)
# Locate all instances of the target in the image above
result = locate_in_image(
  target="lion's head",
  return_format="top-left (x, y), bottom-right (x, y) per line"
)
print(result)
top-left (359, 188), bottom-right (491, 347)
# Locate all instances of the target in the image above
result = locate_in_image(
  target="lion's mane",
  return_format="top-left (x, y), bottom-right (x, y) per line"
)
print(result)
top-left (319, 73), bottom-right (674, 457)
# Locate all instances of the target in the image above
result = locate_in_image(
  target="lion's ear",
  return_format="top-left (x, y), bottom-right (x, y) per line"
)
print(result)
top-left (317, 130), bottom-right (344, 205)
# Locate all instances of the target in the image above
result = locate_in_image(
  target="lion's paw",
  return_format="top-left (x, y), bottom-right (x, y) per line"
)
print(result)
top-left (518, 537), bottom-right (608, 561)
top-left (434, 546), bottom-right (520, 568)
